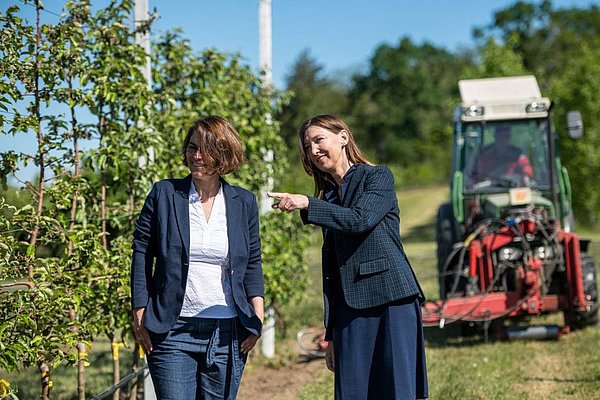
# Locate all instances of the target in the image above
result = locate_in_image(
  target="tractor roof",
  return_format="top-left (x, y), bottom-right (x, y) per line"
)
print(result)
top-left (457, 75), bottom-right (550, 122)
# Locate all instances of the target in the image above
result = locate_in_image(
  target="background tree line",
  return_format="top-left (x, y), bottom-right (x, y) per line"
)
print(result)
top-left (277, 0), bottom-right (600, 229)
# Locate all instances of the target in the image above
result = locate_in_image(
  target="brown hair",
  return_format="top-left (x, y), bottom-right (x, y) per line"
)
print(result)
top-left (182, 116), bottom-right (244, 175)
top-left (298, 114), bottom-right (372, 197)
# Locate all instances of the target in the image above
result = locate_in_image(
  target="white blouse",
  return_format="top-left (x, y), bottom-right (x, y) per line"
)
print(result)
top-left (179, 182), bottom-right (237, 318)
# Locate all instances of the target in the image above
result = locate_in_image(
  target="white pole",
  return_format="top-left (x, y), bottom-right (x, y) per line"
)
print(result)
top-left (259, 0), bottom-right (272, 88)
top-left (135, 0), bottom-right (154, 168)
top-left (134, 2), bottom-right (157, 398)
top-left (134, 0), bottom-right (152, 89)
top-left (258, 0), bottom-right (276, 358)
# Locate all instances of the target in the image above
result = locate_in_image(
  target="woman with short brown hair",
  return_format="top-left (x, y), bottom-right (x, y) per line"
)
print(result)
top-left (132, 116), bottom-right (264, 399)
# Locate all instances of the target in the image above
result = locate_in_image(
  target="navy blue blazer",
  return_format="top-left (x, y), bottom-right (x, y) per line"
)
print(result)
top-left (301, 164), bottom-right (424, 339)
top-left (131, 175), bottom-right (264, 336)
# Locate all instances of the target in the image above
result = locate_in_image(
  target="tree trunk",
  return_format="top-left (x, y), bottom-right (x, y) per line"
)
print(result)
top-left (129, 342), bottom-right (141, 400)
top-left (39, 362), bottom-right (51, 400)
top-left (67, 73), bottom-right (80, 256)
top-left (76, 342), bottom-right (87, 400)
top-left (111, 336), bottom-right (123, 400)
top-left (29, 0), bottom-right (45, 277)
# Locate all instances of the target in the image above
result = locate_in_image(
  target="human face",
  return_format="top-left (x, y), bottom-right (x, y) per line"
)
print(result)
top-left (303, 126), bottom-right (349, 175)
top-left (185, 133), bottom-right (216, 179)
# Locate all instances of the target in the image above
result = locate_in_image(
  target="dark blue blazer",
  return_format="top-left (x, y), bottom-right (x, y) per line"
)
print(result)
top-left (131, 175), bottom-right (264, 336)
top-left (301, 164), bottom-right (424, 339)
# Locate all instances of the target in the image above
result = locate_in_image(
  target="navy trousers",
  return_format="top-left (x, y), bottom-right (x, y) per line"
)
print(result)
top-left (333, 295), bottom-right (428, 400)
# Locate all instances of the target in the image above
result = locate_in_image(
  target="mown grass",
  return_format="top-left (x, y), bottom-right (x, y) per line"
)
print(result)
top-left (3, 184), bottom-right (599, 399)
top-left (298, 185), bottom-right (600, 399)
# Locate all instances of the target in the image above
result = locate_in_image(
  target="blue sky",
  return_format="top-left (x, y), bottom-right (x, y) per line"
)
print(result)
top-left (2, 0), bottom-right (598, 182)
top-left (151, 0), bottom-right (596, 88)
top-left (9, 0), bottom-right (597, 89)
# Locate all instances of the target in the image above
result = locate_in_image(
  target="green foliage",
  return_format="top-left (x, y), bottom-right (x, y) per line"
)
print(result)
top-left (275, 50), bottom-right (349, 193)
top-left (462, 38), bottom-right (528, 78)
top-left (348, 37), bottom-right (468, 186)
top-left (260, 212), bottom-right (309, 306)
top-left (153, 32), bottom-right (259, 180)
top-left (551, 44), bottom-right (600, 228)
top-left (0, 0), bottom-right (307, 384)
top-left (0, 0), bottom-right (97, 373)
top-left (277, 50), bottom-right (350, 149)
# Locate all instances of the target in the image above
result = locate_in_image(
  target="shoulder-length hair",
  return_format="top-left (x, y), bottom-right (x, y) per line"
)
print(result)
top-left (182, 116), bottom-right (244, 175)
top-left (297, 114), bottom-right (372, 198)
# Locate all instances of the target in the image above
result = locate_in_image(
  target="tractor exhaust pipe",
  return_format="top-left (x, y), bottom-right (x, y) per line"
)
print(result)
top-left (506, 325), bottom-right (568, 340)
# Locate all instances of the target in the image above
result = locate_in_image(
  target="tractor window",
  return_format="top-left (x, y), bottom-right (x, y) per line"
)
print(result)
top-left (462, 120), bottom-right (551, 192)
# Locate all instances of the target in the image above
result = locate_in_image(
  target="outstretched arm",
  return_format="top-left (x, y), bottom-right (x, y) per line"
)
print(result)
top-left (269, 167), bottom-right (397, 235)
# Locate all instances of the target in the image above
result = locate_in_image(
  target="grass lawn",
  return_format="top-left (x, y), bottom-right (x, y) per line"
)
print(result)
top-left (298, 185), bottom-right (600, 399)
top-left (3, 185), bottom-right (599, 399)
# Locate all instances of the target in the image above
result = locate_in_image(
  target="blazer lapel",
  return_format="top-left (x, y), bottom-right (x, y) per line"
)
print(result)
top-left (222, 178), bottom-right (244, 262)
top-left (342, 164), bottom-right (366, 207)
top-left (173, 175), bottom-right (192, 256)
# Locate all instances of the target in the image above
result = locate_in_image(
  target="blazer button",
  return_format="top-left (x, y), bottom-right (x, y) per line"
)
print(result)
top-left (231, 269), bottom-right (234, 275)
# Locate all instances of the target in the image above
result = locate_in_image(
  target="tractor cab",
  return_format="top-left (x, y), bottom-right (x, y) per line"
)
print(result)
top-left (463, 120), bottom-right (549, 192)
top-left (449, 75), bottom-right (571, 231)
top-left (458, 119), bottom-right (556, 225)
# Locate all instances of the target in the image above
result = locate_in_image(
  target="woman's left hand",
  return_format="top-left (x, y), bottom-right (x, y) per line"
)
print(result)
top-left (240, 334), bottom-right (260, 354)
top-left (267, 192), bottom-right (309, 212)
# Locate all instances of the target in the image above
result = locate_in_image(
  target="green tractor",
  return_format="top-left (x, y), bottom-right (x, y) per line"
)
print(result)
top-left (433, 76), bottom-right (598, 331)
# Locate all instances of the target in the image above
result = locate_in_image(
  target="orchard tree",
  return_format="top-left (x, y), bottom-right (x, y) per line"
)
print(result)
top-left (1, 1), bottom-right (308, 398)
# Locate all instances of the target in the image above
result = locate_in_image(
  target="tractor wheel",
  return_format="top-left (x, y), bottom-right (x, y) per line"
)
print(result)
top-left (566, 253), bottom-right (599, 330)
top-left (436, 203), bottom-right (461, 299)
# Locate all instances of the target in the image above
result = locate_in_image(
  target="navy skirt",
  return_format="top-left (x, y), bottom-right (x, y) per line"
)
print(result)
top-left (332, 294), bottom-right (428, 400)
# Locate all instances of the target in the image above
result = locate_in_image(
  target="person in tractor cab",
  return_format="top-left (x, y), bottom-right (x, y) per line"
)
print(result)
top-left (472, 124), bottom-right (533, 185)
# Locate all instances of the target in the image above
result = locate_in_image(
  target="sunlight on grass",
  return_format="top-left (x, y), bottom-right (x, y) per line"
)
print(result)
top-left (294, 185), bottom-right (600, 399)
top-left (5, 184), bottom-right (598, 400)
top-left (298, 372), bottom-right (334, 400)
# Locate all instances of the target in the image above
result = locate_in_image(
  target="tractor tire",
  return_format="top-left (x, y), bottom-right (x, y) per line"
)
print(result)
top-left (436, 203), bottom-right (461, 299)
top-left (566, 253), bottom-right (599, 330)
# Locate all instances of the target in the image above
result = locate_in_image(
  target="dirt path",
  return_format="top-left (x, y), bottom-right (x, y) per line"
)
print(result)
top-left (238, 357), bottom-right (330, 400)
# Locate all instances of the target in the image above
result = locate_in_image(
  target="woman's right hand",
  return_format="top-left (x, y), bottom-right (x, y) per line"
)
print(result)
top-left (325, 340), bottom-right (335, 372)
top-left (267, 192), bottom-right (309, 212)
top-left (133, 307), bottom-right (153, 354)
